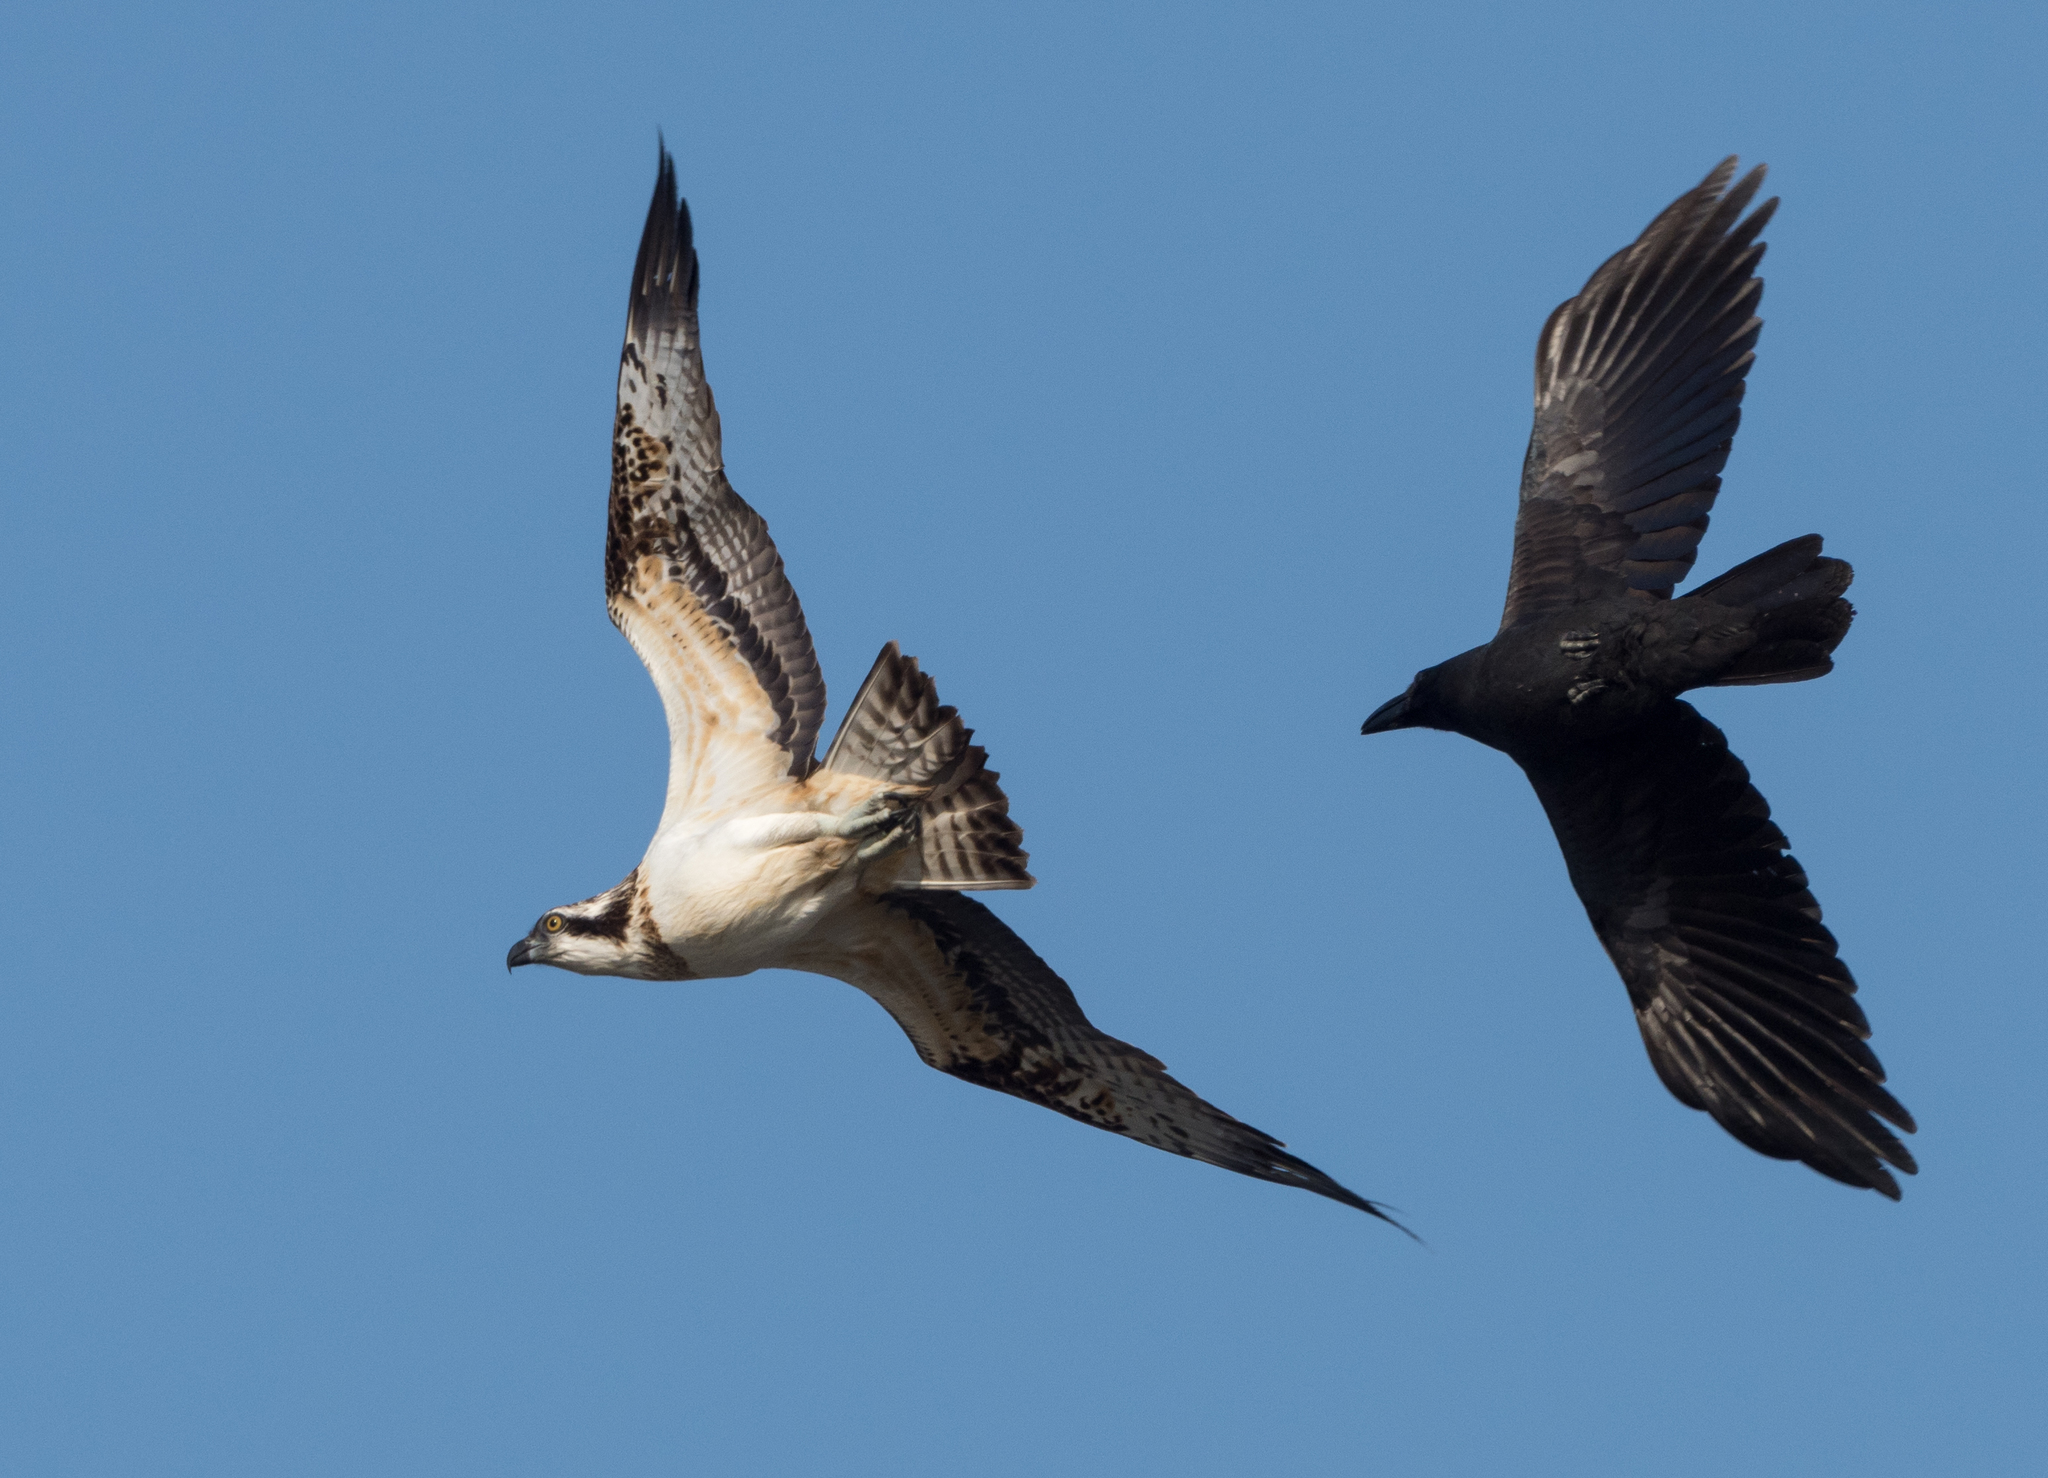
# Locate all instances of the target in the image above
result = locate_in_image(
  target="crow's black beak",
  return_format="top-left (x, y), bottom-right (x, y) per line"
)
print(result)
top-left (506, 936), bottom-right (537, 971)
top-left (1360, 688), bottom-right (1415, 736)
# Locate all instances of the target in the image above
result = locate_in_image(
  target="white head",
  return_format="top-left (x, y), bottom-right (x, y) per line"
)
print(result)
top-left (504, 871), bottom-right (694, 980)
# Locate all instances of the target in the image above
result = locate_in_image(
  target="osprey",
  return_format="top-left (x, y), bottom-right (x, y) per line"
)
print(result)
top-left (509, 150), bottom-right (1394, 1225)
top-left (1361, 160), bottom-right (1916, 1196)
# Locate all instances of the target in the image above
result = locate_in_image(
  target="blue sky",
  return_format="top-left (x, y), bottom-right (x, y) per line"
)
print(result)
top-left (2, 1), bottom-right (2042, 1473)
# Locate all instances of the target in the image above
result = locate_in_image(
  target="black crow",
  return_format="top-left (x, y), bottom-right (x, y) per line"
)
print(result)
top-left (1360, 160), bottom-right (1916, 1198)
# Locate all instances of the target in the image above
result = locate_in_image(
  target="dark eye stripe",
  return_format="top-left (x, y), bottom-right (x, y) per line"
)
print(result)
top-left (554, 904), bottom-right (629, 941)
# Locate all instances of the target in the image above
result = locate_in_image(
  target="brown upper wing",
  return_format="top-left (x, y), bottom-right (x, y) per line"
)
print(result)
top-left (1501, 159), bottom-right (1776, 631)
top-left (607, 149), bottom-right (828, 819)
top-left (1519, 701), bottom-right (1916, 1196)
top-left (792, 891), bottom-right (1401, 1226)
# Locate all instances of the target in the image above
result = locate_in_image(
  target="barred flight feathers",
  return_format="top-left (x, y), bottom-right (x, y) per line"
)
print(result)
top-left (1503, 158), bottom-right (1776, 630)
top-left (821, 640), bottom-right (974, 788)
top-left (805, 892), bottom-right (1401, 1226)
top-left (916, 769), bottom-right (1033, 890)
top-left (607, 147), bottom-right (828, 798)
top-left (824, 643), bottom-right (1033, 890)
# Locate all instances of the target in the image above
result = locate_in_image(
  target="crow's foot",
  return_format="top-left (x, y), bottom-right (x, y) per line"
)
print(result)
top-left (1567, 678), bottom-right (1609, 705)
top-left (1560, 630), bottom-right (1601, 659)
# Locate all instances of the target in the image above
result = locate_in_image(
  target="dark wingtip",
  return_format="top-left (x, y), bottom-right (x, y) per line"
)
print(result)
top-left (1360, 1199), bottom-right (1424, 1243)
top-left (1677, 157), bottom-right (1772, 246)
top-left (1339, 1189), bottom-right (1423, 1243)
top-left (1698, 154), bottom-right (1765, 192)
top-left (1277, 1149), bottom-right (1421, 1239)
top-left (626, 139), bottom-right (697, 340)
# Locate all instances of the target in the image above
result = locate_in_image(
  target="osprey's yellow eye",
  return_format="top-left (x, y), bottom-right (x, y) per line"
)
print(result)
top-left (543, 914), bottom-right (565, 934)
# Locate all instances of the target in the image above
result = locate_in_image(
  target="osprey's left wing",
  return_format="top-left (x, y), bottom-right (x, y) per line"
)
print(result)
top-left (799, 891), bottom-right (1403, 1226)
top-left (607, 150), bottom-right (828, 823)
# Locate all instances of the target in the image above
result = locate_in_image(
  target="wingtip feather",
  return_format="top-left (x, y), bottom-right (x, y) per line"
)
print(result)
top-left (626, 142), bottom-right (697, 341)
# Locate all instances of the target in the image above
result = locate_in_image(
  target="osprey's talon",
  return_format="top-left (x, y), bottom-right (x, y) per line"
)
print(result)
top-left (1567, 678), bottom-right (1609, 705)
top-left (835, 793), bottom-right (918, 857)
top-left (856, 827), bottom-right (915, 863)
top-left (833, 793), bottom-right (908, 838)
top-left (1559, 630), bottom-right (1601, 659)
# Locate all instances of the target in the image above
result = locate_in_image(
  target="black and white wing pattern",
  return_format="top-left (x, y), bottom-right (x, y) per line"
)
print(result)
top-left (1500, 159), bottom-right (1775, 631)
top-left (607, 149), bottom-right (828, 822)
top-left (798, 891), bottom-right (1401, 1224)
top-left (1518, 701), bottom-right (1917, 1196)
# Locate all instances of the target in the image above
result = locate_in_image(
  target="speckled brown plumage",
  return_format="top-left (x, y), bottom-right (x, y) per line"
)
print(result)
top-left (607, 152), bottom-right (826, 776)
top-left (840, 891), bottom-right (1402, 1225)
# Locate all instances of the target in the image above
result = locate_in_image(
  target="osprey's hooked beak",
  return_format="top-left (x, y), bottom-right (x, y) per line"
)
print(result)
top-left (506, 936), bottom-right (537, 971)
top-left (1361, 685), bottom-right (1417, 736)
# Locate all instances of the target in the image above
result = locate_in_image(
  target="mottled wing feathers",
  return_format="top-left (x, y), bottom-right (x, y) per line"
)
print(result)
top-left (805, 892), bottom-right (1398, 1224)
top-left (823, 643), bottom-right (1033, 890)
top-left (607, 149), bottom-right (828, 811)
top-left (1502, 159), bottom-right (1776, 631)
top-left (1520, 701), bottom-right (1916, 1196)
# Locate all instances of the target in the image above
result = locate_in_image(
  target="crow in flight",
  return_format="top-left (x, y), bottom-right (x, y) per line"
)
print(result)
top-left (1360, 160), bottom-right (1916, 1197)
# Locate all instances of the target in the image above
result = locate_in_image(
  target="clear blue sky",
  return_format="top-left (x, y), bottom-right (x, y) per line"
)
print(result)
top-left (3, 2), bottom-right (2042, 1473)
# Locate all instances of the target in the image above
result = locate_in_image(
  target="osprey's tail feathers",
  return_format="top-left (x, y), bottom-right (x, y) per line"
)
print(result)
top-left (820, 643), bottom-right (1034, 890)
top-left (1687, 535), bottom-right (1855, 687)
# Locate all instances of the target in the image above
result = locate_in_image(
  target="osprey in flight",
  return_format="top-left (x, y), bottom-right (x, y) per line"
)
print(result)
top-left (1361, 160), bottom-right (1916, 1196)
top-left (508, 150), bottom-right (1394, 1225)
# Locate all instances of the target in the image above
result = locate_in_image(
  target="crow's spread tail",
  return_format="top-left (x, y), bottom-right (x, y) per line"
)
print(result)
top-left (1688, 534), bottom-right (1855, 686)
top-left (820, 643), bottom-right (1034, 890)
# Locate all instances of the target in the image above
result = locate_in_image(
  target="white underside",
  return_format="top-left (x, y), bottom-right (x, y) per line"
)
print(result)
top-left (637, 770), bottom-right (907, 979)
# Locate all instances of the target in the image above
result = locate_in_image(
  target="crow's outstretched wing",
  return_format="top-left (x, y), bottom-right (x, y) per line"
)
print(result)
top-left (1519, 701), bottom-right (1916, 1195)
top-left (607, 149), bottom-right (828, 825)
top-left (796, 891), bottom-right (1402, 1226)
top-left (1501, 159), bottom-right (1775, 631)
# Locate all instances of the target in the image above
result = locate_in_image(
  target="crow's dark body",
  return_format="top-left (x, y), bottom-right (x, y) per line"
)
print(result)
top-left (1362, 161), bottom-right (1915, 1197)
